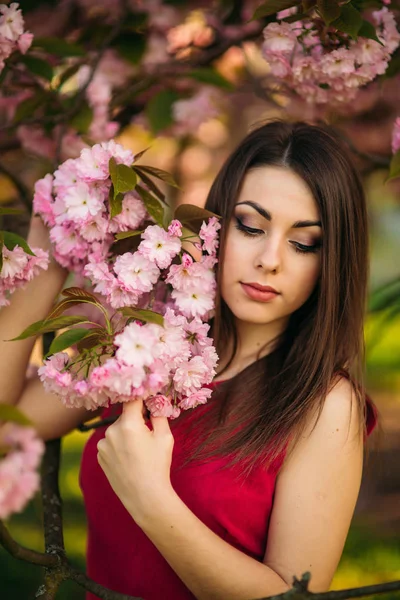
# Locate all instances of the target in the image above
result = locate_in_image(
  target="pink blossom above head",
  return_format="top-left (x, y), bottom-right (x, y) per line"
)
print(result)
top-left (392, 117), bottom-right (400, 154)
top-left (145, 395), bottom-right (180, 419)
top-left (262, 22), bottom-right (297, 54)
top-left (138, 224), bottom-right (181, 269)
top-left (172, 87), bottom-right (221, 135)
top-left (16, 125), bottom-right (56, 161)
top-left (114, 251), bottom-right (160, 294)
top-left (0, 3), bottom-right (24, 41)
top-left (22, 248), bottom-right (49, 281)
top-left (178, 386), bottom-right (212, 410)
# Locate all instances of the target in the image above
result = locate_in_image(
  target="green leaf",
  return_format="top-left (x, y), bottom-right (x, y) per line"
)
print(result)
top-left (331, 4), bottom-right (363, 39)
top-left (132, 167), bottom-right (165, 202)
top-left (136, 185), bottom-right (164, 226)
top-left (134, 165), bottom-right (179, 189)
top-left (368, 278), bottom-right (400, 312)
top-left (1, 231), bottom-right (35, 256)
top-left (13, 94), bottom-right (45, 124)
top-left (112, 32), bottom-right (146, 65)
top-left (145, 89), bottom-right (180, 134)
top-left (47, 328), bottom-right (92, 356)
top-left (317, 0), bottom-right (340, 25)
top-left (188, 68), bottom-right (234, 91)
top-left (20, 55), bottom-right (54, 81)
top-left (0, 404), bottom-right (32, 426)
top-left (251, 0), bottom-right (301, 20)
top-left (9, 316), bottom-right (88, 341)
top-left (69, 101), bottom-right (93, 134)
top-left (119, 308), bottom-right (164, 326)
top-left (386, 150), bottom-right (400, 183)
top-left (132, 147), bottom-right (150, 163)
top-left (114, 230), bottom-right (143, 241)
top-left (174, 204), bottom-right (221, 234)
top-left (109, 157), bottom-right (137, 198)
top-left (76, 330), bottom-right (106, 352)
top-left (47, 296), bottom-right (102, 320)
top-left (32, 37), bottom-right (85, 57)
top-left (58, 63), bottom-right (82, 89)
top-left (358, 19), bottom-right (382, 44)
top-left (0, 207), bottom-right (24, 216)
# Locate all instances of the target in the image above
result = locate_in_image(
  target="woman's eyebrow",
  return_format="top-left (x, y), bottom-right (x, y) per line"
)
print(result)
top-left (235, 201), bottom-right (322, 228)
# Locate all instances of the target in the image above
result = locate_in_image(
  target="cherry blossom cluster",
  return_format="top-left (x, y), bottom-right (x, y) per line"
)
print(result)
top-left (33, 141), bottom-right (147, 274)
top-left (262, 7), bottom-right (400, 105)
top-left (39, 308), bottom-right (218, 418)
top-left (392, 117), bottom-right (400, 154)
top-left (0, 3), bottom-right (33, 74)
top-left (38, 216), bottom-right (221, 419)
top-left (0, 245), bottom-right (49, 307)
top-left (0, 424), bottom-right (45, 520)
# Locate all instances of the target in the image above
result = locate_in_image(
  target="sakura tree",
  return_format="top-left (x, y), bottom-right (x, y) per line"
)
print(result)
top-left (0, 1), bottom-right (399, 598)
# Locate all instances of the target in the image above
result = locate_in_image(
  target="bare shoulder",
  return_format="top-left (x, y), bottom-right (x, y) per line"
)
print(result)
top-left (283, 375), bottom-right (363, 471)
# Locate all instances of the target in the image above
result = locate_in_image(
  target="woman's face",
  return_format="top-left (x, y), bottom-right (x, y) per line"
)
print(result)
top-left (221, 166), bottom-right (322, 330)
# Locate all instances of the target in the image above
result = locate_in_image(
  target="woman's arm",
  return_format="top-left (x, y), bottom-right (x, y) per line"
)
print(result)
top-left (0, 216), bottom-right (67, 406)
top-left (263, 376), bottom-right (363, 592)
top-left (117, 377), bottom-right (362, 600)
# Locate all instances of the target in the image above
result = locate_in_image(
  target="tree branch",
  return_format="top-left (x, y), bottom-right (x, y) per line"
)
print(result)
top-left (0, 519), bottom-right (59, 567)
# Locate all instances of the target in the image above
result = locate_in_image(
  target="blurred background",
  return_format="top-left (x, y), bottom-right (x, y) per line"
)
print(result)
top-left (0, 0), bottom-right (400, 598)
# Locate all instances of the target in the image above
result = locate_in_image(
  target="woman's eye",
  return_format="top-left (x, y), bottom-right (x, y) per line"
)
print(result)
top-left (234, 216), bottom-right (264, 237)
top-left (292, 241), bottom-right (321, 254)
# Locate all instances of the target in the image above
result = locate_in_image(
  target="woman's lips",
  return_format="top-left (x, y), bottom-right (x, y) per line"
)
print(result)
top-left (240, 283), bottom-right (280, 302)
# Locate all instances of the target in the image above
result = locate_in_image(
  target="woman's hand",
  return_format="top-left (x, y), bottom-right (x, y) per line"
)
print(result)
top-left (96, 399), bottom-right (176, 524)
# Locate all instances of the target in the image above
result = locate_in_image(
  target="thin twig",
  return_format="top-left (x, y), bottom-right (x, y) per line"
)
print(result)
top-left (78, 415), bottom-right (118, 432)
top-left (0, 519), bottom-right (59, 567)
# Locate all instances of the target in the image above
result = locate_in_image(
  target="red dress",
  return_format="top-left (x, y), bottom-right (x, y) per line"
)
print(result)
top-left (79, 381), bottom-right (377, 600)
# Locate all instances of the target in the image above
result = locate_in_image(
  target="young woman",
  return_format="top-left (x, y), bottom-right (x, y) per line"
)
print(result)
top-left (0, 120), bottom-right (377, 600)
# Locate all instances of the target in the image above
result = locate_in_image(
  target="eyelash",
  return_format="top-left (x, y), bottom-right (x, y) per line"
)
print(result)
top-left (234, 217), bottom-right (321, 255)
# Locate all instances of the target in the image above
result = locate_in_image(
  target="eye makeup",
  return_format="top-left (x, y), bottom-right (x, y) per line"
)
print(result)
top-left (233, 215), bottom-right (322, 254)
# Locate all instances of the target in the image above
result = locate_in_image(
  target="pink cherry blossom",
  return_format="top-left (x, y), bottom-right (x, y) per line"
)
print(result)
top-left (110, 192), bottom-right (147, 232)
top-left (172, 87), bottom-right (221, 135)
top-left (199, 216), bottom-right (221, 255)
top-left (114, 322), bottom-right (159, 368)
top-left (114, 251), bottom-right (160, 294)
top-left (178, 387), bottom-right (212, 410)
top-left (167, 219), bottom-right (183, 238)
top-left (0, 424), bottom-right (44, 520)
top-left (0, 3), bottom-right (24, 41)
top-left (17, 30), bottom-right (33, 53)
top-left (145, 395), bottom-right (180, 418)
top-left (173, 355), bottom-right (214, 396)
top-left (138, 224), bottom-right (181, 269)
top-left (1, 245), bottom-right (28, 278)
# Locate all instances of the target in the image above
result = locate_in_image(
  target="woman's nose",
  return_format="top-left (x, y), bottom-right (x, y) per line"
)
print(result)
top-left (254, 237), bottom-right (281, 274)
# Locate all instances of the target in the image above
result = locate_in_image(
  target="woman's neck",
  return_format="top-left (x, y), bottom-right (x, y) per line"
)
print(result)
top-left (214, 316), bottom-right (288, 381)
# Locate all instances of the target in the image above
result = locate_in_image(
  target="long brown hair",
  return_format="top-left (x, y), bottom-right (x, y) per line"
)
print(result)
top-left (179, 120), bottom-right (369, 478)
